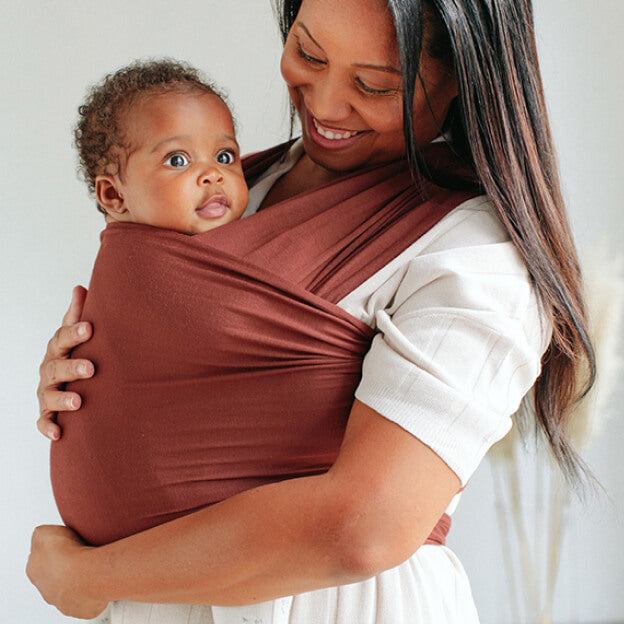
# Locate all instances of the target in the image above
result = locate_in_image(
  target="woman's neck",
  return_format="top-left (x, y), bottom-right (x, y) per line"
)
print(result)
top-left (258, 153), bottom-right (345, 210)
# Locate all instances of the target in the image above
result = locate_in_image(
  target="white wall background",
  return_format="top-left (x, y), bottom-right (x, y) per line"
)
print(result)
top-left (0, 1), bottom-right (621, 623)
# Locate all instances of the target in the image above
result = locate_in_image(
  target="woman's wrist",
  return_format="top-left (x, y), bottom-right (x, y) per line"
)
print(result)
top-left (71, 544), bottom-right (115, 606)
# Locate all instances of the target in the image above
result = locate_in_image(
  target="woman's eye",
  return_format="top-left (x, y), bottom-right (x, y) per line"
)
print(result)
top-left (165, 154), bottom-right (189, 167)
top-left (216, 150), bottom-right (235, 165)
top-left (356, 78), bottom-right (396, 96)
top-left (297, 44), bottom-right (324, 65)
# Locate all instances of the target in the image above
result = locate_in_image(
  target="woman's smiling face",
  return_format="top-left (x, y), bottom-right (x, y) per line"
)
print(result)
top-left (280, 0), bottom-right (457, 173)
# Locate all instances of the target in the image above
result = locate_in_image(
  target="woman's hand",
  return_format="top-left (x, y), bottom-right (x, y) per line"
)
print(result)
top-left (37, 285), bottom-right (94, 440)
top-left (26, 524), bottom-right (108, 619)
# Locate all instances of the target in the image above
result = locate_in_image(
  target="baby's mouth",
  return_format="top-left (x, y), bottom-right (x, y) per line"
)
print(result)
top-left (196, 194), bottom-right (229, 219)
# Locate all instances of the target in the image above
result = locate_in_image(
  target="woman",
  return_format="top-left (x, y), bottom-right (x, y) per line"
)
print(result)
top-left (28, 0), bottom-right (594, 622)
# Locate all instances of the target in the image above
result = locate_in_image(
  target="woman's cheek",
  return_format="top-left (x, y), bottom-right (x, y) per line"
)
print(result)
top-left (361, 100), bottom-right (404, 135)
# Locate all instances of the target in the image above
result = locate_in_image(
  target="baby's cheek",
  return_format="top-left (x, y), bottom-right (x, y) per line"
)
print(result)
top-left (231, 174), bottom-right (249, 216)
top-left (238, 184), bottom-right (250, 214)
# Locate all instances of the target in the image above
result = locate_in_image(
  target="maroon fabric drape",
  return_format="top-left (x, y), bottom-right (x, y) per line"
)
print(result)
top-left (51, 144), bottom-right (474, 546)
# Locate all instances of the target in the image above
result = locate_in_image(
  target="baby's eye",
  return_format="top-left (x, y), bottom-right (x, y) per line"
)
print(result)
top-left (216, 150), bottom-right (235, 165)
top-left (165, 154), bottom-right (189, 167)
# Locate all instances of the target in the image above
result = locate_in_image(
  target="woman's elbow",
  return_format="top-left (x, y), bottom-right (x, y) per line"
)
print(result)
top-left (325, 499), bottom-right (427, 580)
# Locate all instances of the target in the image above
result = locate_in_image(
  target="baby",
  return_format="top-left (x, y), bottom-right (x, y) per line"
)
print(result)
top-left (75, 58), bottom-right (249, 234)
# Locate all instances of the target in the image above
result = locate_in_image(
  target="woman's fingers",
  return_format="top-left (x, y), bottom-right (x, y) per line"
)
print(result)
top-left (37, 285), bottom-right (92, 440)
top-left (44, 285), bottom-right (91, 360)
top-left (38, 354), bottom-right (94, 407)
top-left (36, 359), bottom-right (94, 439)
top-left (37, 411), bottom-right (63, 441)
top-left (62, 285), bottom-right (88, 327)
top-left (45, 322), bottom-right (92, 361)
top-left (37, 371), bottom-right (93, 442)
top-left (39, 358), bottom-right (94, 398)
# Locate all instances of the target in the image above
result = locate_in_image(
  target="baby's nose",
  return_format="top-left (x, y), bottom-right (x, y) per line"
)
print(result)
top-left (199, 167), bottom-right (224, 185)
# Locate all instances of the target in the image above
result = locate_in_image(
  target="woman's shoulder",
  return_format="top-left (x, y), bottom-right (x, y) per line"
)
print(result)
top-left (351, 195), bottom-right (551, 486)
top-left (337, 195), bottom-right (527, 319)
top-left (420, 194), bottom-right (510, 252)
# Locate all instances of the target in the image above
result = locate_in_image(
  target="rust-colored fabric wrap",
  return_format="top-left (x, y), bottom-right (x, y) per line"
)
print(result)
top-left (51, 143), bottom-right (474, 546)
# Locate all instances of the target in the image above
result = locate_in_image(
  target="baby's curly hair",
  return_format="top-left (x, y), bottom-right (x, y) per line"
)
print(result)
top-left (74, 58), bottom-right (227, 214)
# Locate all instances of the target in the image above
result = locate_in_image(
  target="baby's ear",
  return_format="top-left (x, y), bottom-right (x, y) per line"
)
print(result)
top-left (95, 175), bottom-right (126, 216)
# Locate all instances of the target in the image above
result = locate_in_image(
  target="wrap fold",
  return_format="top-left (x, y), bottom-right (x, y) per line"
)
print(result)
top-left (51, 143), bottom-right (474, 546)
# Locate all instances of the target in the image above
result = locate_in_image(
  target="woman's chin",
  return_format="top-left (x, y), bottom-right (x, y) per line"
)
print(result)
top-left (300, 131), bottom-right (371, 175)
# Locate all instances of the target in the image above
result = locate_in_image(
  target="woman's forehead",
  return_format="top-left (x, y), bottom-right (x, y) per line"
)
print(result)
top-left (295, 0), bottom-right (400, 64)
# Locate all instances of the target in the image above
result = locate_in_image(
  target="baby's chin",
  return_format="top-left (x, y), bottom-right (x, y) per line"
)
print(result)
top-left (187, 209), bottom-right (246, 235)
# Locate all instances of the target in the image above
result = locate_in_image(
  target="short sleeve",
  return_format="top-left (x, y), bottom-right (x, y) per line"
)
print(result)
top-left (353, 202), bottom-right (550, 485)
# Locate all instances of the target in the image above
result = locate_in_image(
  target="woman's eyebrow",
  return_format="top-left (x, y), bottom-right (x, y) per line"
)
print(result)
top-left (354, 62), bottom-right (401, 75)
top-left (297, 22), bottom-right (401, 75)
top-left (297, 22), bottom-right (325, 51)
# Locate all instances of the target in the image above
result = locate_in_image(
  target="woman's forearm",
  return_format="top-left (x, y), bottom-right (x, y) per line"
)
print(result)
top-left (77, 472), bottom-right (363, 606)
top-left (72, 400), bottom-right (459, 607)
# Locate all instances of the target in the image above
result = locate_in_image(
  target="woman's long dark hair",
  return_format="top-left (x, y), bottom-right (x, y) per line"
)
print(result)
top-left (273, 0), bottom-right (596, 482)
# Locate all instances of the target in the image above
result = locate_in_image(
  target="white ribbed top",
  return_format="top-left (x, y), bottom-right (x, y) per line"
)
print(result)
top-left (246, 140), bottom-right (550, 487)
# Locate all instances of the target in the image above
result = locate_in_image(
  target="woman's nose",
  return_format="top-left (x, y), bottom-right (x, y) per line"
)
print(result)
top-left (305, 73), bottom-right (352, 122)
top-left (198, 167), bottom-right (224, 186)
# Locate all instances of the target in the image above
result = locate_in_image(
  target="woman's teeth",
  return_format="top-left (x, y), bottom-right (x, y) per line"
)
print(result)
top-left (313, 117), bottom-right (360, 140)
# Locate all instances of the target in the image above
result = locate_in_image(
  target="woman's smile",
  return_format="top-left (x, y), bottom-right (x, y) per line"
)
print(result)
top-left (306, 111), bottom-right (370, 151)
top-left (311, 116), bottom-right (365, 139)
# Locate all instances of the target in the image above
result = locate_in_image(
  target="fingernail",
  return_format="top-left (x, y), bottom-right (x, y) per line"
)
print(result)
top-left (49, 430), bottom-right (59, 441)
top-left (77, 363), bottom-right (87, 376)
top-left (77, 324), bottom-right (87, 337)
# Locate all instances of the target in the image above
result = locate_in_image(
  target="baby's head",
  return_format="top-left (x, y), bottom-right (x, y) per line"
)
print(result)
top-left (75, 59), bottom-right (248, 235)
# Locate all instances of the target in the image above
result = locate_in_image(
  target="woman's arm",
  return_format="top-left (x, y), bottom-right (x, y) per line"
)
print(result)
top-left (36, 286), bottom-right (94, 440)
top-left (28, 399), bottom-right (459, 617)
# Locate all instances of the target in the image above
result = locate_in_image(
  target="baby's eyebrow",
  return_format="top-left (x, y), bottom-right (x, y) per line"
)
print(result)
top-left (215, 134), bottom-right (240, 149)
top-left (151, 135), bottom-right (192, 153)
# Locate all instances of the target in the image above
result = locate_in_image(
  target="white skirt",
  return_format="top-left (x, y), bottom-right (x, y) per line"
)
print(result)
top-left (89, 545), bottom-right (479, 624)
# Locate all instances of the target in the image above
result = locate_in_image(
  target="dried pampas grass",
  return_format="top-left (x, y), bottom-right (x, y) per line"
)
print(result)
top-left (489, 242), bottom-right (624, 623)
top-left (569, 244), bottom-right (624, 448)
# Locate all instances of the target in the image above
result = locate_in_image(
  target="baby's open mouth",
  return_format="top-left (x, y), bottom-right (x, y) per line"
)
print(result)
top-left (197, 194), bottom-right (229, 219)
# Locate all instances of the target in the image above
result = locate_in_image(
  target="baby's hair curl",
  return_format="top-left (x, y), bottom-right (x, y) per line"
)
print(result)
top-left (74, 58), bottom-right (228, 214)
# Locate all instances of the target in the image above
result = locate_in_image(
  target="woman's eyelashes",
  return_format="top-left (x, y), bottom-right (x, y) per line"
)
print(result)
top-left (297, 43), bottom-right (325, 66)
top-left (296, 43), bottom-right (398, 97)
top-left (355, 77), bottom-right (397, 96)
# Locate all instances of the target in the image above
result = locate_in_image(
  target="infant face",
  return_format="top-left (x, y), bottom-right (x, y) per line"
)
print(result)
top-left (99, 91), bottom-right (248, 235)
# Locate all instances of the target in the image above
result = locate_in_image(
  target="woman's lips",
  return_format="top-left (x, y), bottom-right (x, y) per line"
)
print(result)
top-left (306, 112), bottom-right (369, 151)
top-left (196, 195), bottom-right (229, 219)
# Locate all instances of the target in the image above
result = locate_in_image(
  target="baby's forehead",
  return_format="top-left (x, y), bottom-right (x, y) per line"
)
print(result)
top-left (121, 89), bottom-right (237, 147)
top-left (126, 87), bottom-right (232, 120)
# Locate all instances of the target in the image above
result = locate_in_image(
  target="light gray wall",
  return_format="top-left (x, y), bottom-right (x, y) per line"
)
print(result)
top-left (1, 2), bottom-right (622, 623)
